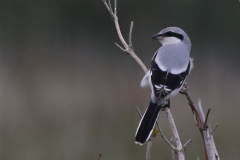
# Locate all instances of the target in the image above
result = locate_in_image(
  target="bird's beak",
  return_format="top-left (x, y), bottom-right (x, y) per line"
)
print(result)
top-left (152, 33), bottom-right (164, 40)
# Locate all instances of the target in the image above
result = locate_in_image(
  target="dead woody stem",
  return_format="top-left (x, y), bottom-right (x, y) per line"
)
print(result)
top-left (180, 87), bottom-right (220, 160)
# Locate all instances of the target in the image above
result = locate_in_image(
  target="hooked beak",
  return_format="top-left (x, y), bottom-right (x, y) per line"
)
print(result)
top-left (151, 33), bottom-right (165, 40)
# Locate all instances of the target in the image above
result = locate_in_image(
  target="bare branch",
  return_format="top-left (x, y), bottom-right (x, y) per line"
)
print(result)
top-left (165, 107), bottom-right (185, 160)
top-left (98, 154), bottom-right (101, 160)
top-left (103, 1), bottom-right (112, 15)
top-left (181, 87), bottom-right (220, 160)
top-left (183, 139), bottom-right (192, 151)
top-left (203, 109), bottom-right (211, 129)
top-left (210, 124), bottom-right (219, 135)
top-left (114, 20), bottom-right (129, 49)
top-left (129, 21), bottom-right (134, 48)
top-left (107, 0), bottom-right (114, 15)
top-left (156, 121), bottom-right (176, 150)
top-left (103, 0), bottom-right (148, 73)
top-left (115, 42), bottom-right (127, 53)
top-left (114, 0), bottom-right (117, 15)
top-left (146, 139), bottom-right (152, 160)
top-left (170, 137), bottom-right (175, 160)
top-left (136, 106), bottom-right (142, 118)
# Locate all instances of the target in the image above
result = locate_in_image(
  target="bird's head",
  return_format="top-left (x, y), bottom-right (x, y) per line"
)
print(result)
top-left (152, 27), bottom-right (191, 47)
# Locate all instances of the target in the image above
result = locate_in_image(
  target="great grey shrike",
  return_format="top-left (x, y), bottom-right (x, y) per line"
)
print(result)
top-left (135, 27), bottom-right (193, 145)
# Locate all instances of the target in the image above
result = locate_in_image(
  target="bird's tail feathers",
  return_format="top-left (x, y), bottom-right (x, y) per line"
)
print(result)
top-left (135, 101), bottom-right (162, 145)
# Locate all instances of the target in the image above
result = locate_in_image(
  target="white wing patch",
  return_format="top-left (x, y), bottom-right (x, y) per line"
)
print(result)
top-left (154, 84), bottom-right (172, 96)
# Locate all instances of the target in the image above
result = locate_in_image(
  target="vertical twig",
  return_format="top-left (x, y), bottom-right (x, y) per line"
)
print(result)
top-left (146, 139), bottom-right (152, 160)
top-left (114, 0), bottom-right (117, 15)
top-left (129, 21), bottom-right (134, 48)
top-left (165, 108), bottom-right (185, 160)
top-left (98, 154), bottom-right (101, 160)
top-left (170, 137), bottom-right (176, 160)
top-left (204, 109), bottom-right (211, 128)
top-left (107, 0), bottom-right (113, 14)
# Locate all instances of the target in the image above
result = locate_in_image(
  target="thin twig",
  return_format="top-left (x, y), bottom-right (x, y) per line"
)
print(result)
top-left (103, 1), bottom-right (112, 15)
top-left (129, 21), bottom-right (134, 48)
top-left (115, 42), bottom-right (127, 53)
top-left (203, 109), bottom-right (211, 129)
top-left (165, 108), bottom-right (185, 160)
top-left (136, 106), bottom-right (143, 118)
top-left (183, 139), bottom-right (192, 151)
top-left (170, 137), bottom-right (175, 160)
top-left (107, 0), bottom-right (113, 15)
top-left (98, 154), bottom-right (101, 160)
top-left (157, 122), bottom-right (176, 150)
top-left (114, 19), bottom-right (129, 49)
top-left (210, 124), bottom-right (219, 135)
top-left (136, 106), bottom-right (176, 150)
top-left (103, 0), bottom-right (148, 73)
top-left (114, 0), bottom-right (117, 15)
top-left (146, 139), bottom-right (152, 160)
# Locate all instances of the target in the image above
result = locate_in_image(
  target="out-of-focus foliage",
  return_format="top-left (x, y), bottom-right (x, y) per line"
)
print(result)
top-left (0, 0), bottom-right (239, 159)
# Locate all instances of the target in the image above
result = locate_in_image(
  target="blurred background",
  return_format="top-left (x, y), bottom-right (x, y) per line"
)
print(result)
top-left (0, 0), bottom-right (239, 159)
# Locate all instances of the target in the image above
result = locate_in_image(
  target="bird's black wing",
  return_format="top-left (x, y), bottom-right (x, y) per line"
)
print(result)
top-left (151, 54), bottom-right (190, 98)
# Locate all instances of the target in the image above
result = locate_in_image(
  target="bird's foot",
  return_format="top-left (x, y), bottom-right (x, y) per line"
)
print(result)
top-left (180, 83), bottom-right (188, 94)
top-left (161, 99), bottom-right (170, 111)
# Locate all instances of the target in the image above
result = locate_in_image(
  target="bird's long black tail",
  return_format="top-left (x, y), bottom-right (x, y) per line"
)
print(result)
top-left (135, 101), bottom-right (162, 145)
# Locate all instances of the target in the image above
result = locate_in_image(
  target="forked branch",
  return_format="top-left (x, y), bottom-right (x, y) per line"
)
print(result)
top-left (180, 86), bottom-right (220, 160)
top-left (103, 0), bottom-right (148, 74)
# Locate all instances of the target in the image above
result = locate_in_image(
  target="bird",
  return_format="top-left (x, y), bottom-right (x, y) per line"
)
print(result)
top-left (135, 27), bottom-right (193, 145)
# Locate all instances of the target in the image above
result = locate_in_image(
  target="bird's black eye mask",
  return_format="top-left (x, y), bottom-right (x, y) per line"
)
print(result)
top-left (162, 31), bottom-right (184, 40)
